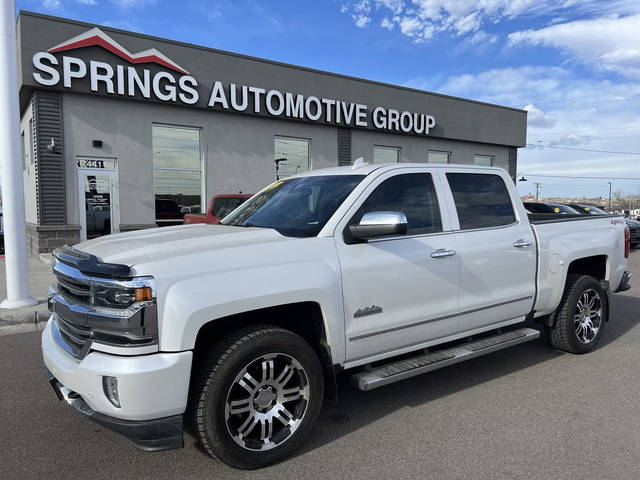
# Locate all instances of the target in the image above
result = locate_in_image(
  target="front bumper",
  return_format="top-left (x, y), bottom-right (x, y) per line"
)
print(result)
top-left (42, 317), bottom-right (193, 450)
top-left (46, 368), bottom-right (183, 451)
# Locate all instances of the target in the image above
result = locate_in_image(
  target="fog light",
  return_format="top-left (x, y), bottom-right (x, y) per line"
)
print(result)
top-left (102, 376), bottom-right (121, 408)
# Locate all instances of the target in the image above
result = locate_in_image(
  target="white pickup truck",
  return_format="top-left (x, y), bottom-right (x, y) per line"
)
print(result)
top-left (43, 162), bottom-right (632, 469)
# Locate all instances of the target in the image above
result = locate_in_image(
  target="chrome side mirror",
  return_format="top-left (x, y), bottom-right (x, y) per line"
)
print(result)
top-left (349, 211), bottom-right (408, 241)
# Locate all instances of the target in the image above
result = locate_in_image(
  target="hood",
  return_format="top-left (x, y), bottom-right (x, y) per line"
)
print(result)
top-left (75, 224), bottom-right (287, 266)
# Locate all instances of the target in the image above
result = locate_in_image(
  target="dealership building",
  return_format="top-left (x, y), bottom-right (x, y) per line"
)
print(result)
top-left (17, 11), bottom-right (527, 254)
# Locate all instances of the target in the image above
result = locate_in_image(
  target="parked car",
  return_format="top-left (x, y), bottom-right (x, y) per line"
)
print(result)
top-left (568, 203), bottom-right (639, 248)
top-left (184, 194), bottom-right (251, 225)
top-left (44, 163), bottom-right (630, 469)
top-left (155, 198), bottom-right (184, 227)
top-left (523, 201), bottom-right (581, 215)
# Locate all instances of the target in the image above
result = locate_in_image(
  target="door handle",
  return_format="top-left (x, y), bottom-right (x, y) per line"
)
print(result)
top-left (431, 249), bottom-right (456, 258)
top-left (513, 239), bottom-right (532, 248)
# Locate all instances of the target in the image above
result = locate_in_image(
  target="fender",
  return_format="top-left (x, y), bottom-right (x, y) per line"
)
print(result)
top-left (158, 259), bottom-right (346, 364)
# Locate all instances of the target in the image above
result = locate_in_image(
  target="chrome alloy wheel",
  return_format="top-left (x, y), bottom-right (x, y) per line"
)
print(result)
top-left (574, 288), bottom-right (602, 344)
top-left (224, 353), bottom-right (310, 451)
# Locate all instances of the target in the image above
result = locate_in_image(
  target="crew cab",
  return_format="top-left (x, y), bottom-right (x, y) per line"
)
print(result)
top-left (42, 162), bottom-right (631, 469)
top-left (183, 194), bottom-right (251, 225)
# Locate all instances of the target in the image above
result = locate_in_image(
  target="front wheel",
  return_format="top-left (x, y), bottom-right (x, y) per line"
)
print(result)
top-left (193, 326), bottom-right (324, 469)
top-left (547, 274), bottom-right (607, 354)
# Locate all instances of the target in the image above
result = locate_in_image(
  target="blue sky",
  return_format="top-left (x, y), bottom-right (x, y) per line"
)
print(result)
top-left (16, 0), bottom-right (640, 200)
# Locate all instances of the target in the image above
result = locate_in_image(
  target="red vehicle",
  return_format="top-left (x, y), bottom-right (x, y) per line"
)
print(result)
top-left (184, 194), bottom-right (252, 225)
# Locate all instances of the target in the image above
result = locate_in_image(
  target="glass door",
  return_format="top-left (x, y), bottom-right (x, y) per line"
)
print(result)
top-left (77, 158), bottom-right (119, 242)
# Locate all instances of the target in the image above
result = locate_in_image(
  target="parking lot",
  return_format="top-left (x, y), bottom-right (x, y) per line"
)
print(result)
top-left (1, 251), bottom-right (639, 480)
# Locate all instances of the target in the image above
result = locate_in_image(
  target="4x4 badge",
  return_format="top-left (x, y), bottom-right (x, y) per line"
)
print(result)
top-left (353, 305), bottom-right (383, 318)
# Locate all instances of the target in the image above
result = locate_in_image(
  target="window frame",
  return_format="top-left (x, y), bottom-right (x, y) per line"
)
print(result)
top-left (274, 136), bottom-right (311, 178)
top-left (445, 171), bottom-right (518, 232)
top-left (427, 150), bottom-right (450, 164)
top-left (373, 145), bottom-right (401, 164)
top-left (151, 123), bottom-right (204, 223)
top-left (341, 169), bottom-right (449, 244)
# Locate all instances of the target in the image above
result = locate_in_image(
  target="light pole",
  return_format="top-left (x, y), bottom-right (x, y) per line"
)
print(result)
top-left (0, 0), bottom-right (36, 308)
top-left (608, 181), bottom-right (612, 213)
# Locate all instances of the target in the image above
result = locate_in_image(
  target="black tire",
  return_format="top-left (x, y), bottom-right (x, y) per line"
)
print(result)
top-left (193, 326), bottom-right (324, 469)
top-left (547, 274), bottom-right (607, 354)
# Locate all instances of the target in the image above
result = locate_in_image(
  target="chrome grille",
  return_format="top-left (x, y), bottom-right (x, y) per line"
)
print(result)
top-left (55, 315), bottom-right (92, 357)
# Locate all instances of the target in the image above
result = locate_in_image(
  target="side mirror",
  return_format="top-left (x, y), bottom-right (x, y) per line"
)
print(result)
top-left (349, 211), bottom-right (408, 241)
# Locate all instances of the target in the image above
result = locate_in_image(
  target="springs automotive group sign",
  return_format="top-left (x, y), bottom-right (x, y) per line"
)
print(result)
top-left (31, 27), bottom-right (437, 135)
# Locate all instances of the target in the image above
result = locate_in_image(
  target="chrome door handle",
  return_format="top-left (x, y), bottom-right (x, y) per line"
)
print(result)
top-left (513, 239), bottom-right (532, 248)
top-left (431, 249), bottom-right (456, 258)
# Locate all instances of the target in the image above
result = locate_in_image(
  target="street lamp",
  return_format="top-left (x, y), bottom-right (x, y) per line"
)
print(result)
top-left (608, 181), bottom-right (612, 213)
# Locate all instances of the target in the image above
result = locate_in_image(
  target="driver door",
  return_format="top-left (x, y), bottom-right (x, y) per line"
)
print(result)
top-left (335, 169), bottom-right (460, 364)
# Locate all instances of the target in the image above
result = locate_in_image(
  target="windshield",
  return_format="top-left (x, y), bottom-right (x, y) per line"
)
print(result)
top-left (578, 205), bottom-right (608, 215)
top-left (221, 175), bottom-right (364, 237)
top-left (550, 204), bottom-right (581, 214)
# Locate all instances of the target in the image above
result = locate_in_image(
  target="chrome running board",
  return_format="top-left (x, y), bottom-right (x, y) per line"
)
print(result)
top-left (351, 327), bottom-right (540, 391)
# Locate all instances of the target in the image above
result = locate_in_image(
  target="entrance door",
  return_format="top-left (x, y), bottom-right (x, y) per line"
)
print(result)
top-left (77, 158), bottom-right (120, 242)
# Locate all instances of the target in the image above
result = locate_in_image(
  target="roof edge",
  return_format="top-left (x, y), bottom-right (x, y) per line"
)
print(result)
top-left (18, 10), bottom-right (527, 115)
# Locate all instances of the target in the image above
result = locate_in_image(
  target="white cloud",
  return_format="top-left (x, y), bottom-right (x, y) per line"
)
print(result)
top-left (340, 0), bottom-right (640, 44)
top-left (381, 17), bottom-right (394, 30)
top-left (523, 104), bottom-right (555, 129)
top-left (508, 14), bottom-right (640, 79)
top-left (354, 15), bottom-right (371, 27)
top-left (77, 0), bottom-right (97, 5)
top-left (415, 65), bottom-right (640, 196)
top-left (111, 0), bottom-right (156, 7)
top-left (43, 0), bottom-right (62, 9)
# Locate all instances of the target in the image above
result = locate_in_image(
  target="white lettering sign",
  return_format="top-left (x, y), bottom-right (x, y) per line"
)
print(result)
top-left (32, 52), bottom-right (436, 135)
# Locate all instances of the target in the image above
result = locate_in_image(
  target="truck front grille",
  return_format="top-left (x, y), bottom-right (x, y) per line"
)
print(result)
top-left (55, 316), bottom-right (92, 357)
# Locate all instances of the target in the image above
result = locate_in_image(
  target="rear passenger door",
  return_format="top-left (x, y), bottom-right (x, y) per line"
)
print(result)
top-left (444, 170), bottom-right (536, 333)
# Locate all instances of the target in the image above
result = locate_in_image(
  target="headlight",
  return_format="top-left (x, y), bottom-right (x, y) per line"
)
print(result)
top-left (88, 276), bottom-right (158, 347)
top-left (91, 279), bottom-right (154, 309)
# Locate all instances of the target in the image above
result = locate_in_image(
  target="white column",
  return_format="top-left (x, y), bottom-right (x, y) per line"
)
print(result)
top-left (0, 0), bottom-right (37, 309)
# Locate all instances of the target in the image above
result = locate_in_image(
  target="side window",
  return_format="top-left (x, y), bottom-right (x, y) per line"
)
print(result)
top-left (353, 173), bottom-right (442, 235)
top-left (447, 173), bottom-right (516, 230)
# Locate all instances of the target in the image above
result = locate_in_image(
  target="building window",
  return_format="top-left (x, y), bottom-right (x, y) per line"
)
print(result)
top-left (274, 137), bottom-right (310, 178)
top-left (474, 154), bottom-right (494, 166)
top-left (152, 124), bottom-right (202, 225)
top-left (373, 146), bottom-right (400, 164)
top-left (427, 150), bottom-right (450, 164)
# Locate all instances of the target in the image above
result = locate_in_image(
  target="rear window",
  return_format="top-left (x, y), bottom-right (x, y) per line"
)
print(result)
top-left (447, 173), bottom-right (516, 230)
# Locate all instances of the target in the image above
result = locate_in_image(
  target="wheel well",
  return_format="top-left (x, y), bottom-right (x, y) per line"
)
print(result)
top-left (567, 255), bottom-right (607, 282)
top-left (192, 302), bottom-right (338, 402)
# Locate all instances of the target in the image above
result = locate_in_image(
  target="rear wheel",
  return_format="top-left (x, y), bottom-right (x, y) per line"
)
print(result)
top-left (547, 274), bottom-right (607, 354)
top-left (193, 326), bottom-right (324, 469)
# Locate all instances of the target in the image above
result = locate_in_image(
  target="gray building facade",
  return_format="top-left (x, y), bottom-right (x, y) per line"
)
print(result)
top-left (17, 11), bottom-right (527, 254)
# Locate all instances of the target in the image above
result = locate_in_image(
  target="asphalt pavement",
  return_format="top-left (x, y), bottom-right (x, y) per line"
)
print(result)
top-left (1, 251), bottom-right (639, 480)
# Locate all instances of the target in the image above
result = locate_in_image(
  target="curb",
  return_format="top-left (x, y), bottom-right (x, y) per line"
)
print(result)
top-left (0, 319), bottom-right (48, 336)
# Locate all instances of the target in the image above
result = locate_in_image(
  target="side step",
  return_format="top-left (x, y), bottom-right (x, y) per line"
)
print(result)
top-left (351, 327), bottom-right (540, 391)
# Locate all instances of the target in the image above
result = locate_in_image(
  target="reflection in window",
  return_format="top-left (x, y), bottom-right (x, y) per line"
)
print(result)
top-left (427, 151), bottom-right (449, 164)
top-left (474, 155), bottom-right (494, 166)
top-left (373, 146), bottom-right (400, 164)
top-left (152, 125), bottom-right (201, 225)
top-left (447, 173), bottom-right (515, 230)
top-left (274, 137), bottom-right (310, 178)
top-left (355, 173), bottom-right (442, 235)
